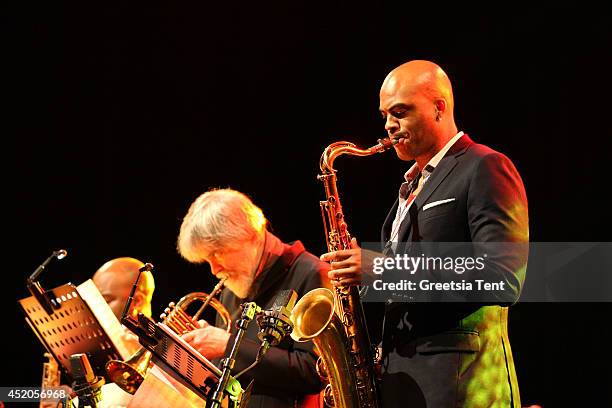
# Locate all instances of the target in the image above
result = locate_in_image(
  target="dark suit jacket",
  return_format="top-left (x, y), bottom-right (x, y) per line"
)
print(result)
top-left (215, 240), bottom-right (329, 408)
top-left (379, 135), bottom-right (528, 408)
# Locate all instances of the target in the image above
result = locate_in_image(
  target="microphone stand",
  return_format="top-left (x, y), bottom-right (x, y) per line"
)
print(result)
top-left (118, 263), bottom-right (158, 347)
top-left (208, 302), bottom-right (261, 408)
top-left (120, 263), bottom-right (152, 323)
top-left (26, 249), bottom-right (67, 315)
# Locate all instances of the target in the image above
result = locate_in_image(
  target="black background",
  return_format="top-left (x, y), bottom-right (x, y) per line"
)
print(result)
top-left (5, 4), bottom-right (612, 407)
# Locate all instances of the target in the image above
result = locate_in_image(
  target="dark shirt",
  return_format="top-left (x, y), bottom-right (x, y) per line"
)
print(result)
top-left (216, 240), bottom-right (329, 408)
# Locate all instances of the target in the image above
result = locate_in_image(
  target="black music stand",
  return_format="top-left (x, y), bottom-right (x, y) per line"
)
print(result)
top-left (126, 313), bottom-right (249, 407)
top-left (18, 280), bottom-right (131, 382)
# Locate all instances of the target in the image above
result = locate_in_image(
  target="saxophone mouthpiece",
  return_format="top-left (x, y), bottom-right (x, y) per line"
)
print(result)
top-left (377, 137), bottom-right (399, 150)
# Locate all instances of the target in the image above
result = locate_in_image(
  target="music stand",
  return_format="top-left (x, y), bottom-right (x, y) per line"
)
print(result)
top-left (18, 279), bottom-right (132, 382)
top-left (126, 313), bottom-right (247, 406)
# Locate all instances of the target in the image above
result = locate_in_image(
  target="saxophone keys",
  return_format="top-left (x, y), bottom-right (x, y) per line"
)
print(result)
top-left (323, 384), bottom-right (336, 407)
top-left (316, 357), bottom-right (329, 379)
top-left (342, 311), bottom-right (354, 327)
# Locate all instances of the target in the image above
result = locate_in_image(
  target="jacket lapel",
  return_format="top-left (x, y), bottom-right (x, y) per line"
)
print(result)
top-left (395, 135), bottom-right (474, 243)
top-left (413, 156), bottom-right (458, 210)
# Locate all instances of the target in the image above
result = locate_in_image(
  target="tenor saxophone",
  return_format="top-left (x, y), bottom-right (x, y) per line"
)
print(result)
top-left (291, 137), bottom-right (397, 408)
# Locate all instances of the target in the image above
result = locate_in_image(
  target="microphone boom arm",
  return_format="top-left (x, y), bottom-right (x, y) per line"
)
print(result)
top-left (27, 249), bottom-right (68, 315)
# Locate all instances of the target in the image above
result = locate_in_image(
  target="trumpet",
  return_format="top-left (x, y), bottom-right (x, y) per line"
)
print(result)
top-left (106, 278), bottom-right (230, 394)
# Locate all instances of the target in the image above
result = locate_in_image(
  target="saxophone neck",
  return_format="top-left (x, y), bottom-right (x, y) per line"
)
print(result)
top-left (319, 137), bottom-right (398, 174)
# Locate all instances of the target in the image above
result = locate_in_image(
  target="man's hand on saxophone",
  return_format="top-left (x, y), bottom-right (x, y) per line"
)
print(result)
top-left (321, 238), bottom-right (381, 287)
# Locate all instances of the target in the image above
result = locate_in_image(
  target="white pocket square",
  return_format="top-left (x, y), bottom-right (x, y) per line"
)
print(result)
top-left (423, 198), bottom-right (456, 211)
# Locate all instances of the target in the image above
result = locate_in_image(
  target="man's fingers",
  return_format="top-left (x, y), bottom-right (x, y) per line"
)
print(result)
top-left (331, 276), bottom-right (362, 287)
top-left (328, 259), bottom-right (354, 270)
top-left (320, 252), bottom-right (334, 261)
top-left (320, 248), bottom-right (357, 262)
top-left (328, 268), bottom-right (358, 280)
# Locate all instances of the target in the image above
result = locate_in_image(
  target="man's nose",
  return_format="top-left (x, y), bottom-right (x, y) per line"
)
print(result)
top-left (384, 115), bottom-right (399, 134)
top-left (209, 260), bottom-right (223, 275)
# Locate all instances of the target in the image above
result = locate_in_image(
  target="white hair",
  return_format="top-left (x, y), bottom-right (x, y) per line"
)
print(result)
top-left (177, 188), bottom-right (267, 263)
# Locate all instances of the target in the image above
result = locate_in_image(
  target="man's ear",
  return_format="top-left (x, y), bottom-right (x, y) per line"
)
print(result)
top-left (435, 99), bottom-right (446, 114)
top-left (434, 99), bottom-right (446, 122)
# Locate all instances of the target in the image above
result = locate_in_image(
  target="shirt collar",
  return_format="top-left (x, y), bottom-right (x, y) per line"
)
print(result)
top-left (403, 131), bottom-right (464, 182)
top-left (245, 235), bottom-right (305, 301)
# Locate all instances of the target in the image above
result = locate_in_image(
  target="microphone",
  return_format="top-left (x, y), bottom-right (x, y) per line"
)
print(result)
top-left (234, 290), bottom-right (298, 380)
top-left (69, 353), bottom-right (105, 408)
top-left (256, 289), bottom-right (298, 347)
top-left (29, 249), bottom-right (68, 282)
top-left (27, 249), bottom-right (69, 315)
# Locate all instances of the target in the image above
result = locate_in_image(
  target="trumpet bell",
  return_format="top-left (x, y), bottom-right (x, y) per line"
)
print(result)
top-left (105, 348), bottom-right (152, 394)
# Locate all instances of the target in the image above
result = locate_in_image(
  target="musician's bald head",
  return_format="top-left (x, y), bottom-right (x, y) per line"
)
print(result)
top-left (93, 257), bottom-right (155, 319)
top-left (379, 60), bottom-right (458, 166)
top-left (381, 60), bottom-right (455, 112)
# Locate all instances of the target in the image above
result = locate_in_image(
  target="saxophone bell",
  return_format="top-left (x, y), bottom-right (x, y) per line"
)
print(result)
top-left (291, 288), bottom-right (361, 407)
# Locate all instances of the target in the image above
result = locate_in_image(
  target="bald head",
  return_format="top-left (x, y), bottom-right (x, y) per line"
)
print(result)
top-left (381, 60), bottom-right (454, 113)
top-left (93, 257), bottom-right (155, 319)
top-left (379, 60), bottom-right (458, 166)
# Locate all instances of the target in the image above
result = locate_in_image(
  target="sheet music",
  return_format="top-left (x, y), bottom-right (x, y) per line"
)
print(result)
top-left (77, 279), bottom-right (131, 360)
